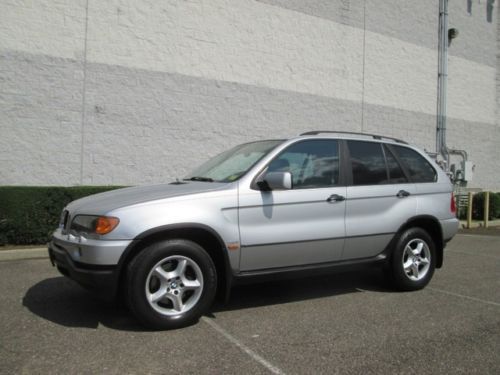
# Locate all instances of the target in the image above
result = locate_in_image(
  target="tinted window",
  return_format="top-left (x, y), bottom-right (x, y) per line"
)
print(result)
top-left (384, 146), bottom-right (408, 184)
top-left (268, 140), bottom-right (339, 189)
top-left (392, 145), bottom-right (437, 183)
top-left (347, 141), bottom-right (387, 185)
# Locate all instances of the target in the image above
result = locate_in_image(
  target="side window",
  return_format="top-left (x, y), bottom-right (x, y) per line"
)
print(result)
top-left (268, 140), bottom-right (339, 189)
top-left (347, 141), bottom-right (387, 185)
top-left (384, 146), bottom-right (408, 184)
top-left (392, 145), bottom-right (437, 183)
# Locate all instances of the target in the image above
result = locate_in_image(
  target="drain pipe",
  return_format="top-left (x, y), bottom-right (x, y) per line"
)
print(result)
top-left (436, 0), bottom-right (449, 163)
top-left (436, 0), bottom-right (468, 176)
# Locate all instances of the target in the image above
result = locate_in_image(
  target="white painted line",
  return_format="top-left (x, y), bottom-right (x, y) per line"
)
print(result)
top-left (202, 317), bottom-right (285, 375)
top-left (458, 234), bottom-right (500, 239)
top-left (446, 250), bottom-right (500, 259)
top-left (356, 287), bottom-right (500, 307)
top-left (427, 287), bottom-right (500, 307)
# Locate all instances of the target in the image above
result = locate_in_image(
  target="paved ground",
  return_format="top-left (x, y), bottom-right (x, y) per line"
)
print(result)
top-left (0, 234), bottom-right (499, 374)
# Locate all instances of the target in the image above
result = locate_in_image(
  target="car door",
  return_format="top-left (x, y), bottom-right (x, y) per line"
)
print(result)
top-left (343, 140), bottom-right (417, 260)
top-left (238, 139), bottom-right (346, 271)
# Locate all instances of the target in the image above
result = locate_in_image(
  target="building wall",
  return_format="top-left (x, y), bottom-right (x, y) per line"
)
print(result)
top-left (0, 0), bottom-right (498, 188)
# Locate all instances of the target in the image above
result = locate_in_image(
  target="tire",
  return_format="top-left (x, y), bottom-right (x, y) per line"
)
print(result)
top-left (125, 239), bottom-right (217, 330)
top-left (390, 227), bottom-right (436, 291)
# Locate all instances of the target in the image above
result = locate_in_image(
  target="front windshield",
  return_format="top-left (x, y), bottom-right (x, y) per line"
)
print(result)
top-left (186, 140), bottom-right (283, 182)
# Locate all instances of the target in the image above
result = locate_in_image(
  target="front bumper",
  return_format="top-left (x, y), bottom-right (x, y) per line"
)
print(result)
top-left (51, 228), bottom-right (132, 265)
top-left (48, 240), bottom-right (120, 299)
top-left (48, 231), bottom-right (131, 299)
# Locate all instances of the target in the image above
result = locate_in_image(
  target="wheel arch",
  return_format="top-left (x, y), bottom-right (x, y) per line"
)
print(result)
top-left (116, 223), bottom-right (233, 302)
top-left (392, 215), bottom-right (444, 268)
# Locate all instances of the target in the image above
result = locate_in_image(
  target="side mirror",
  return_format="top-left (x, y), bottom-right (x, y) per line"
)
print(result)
top-left (257, 171), bottom-right (292, 191)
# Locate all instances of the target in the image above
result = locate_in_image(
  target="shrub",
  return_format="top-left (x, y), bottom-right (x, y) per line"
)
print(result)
top-left (472, 192), bottom-right (500, 220)
top-left (0, 186), bottom-right (125, 245)
top-left (457, 205), bottom-right (467, 221)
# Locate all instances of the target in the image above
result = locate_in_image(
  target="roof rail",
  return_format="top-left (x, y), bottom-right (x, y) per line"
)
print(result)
top-left (299, 130), bottom-right (408, 144)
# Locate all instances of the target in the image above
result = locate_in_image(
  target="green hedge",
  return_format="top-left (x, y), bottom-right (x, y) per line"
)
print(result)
top-left (457, 191), bottom-right (500, 221)
top-left (471, 192), bottom-right (500, 221)
top-left (0, 186), bottom-right (125, 245)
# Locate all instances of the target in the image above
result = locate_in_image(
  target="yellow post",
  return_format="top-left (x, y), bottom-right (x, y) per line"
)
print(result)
top-left (484, 191), bottom-right (489, 228)
top-left (467, 192), bottom-right (473, 229)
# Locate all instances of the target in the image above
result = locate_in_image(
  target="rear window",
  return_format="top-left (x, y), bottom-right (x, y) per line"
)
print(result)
top-left (391, 145), bottom-right (437, 183)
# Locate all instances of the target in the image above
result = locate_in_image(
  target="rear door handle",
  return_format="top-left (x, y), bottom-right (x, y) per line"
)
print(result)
top-left (396, 190), bottom-right (410, 198)
top-left (327, 194), bottom-right (345, 202)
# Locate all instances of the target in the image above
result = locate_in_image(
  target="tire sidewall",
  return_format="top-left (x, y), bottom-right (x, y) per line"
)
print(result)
top-left (391, 228), bottom-right (436, 291)
top-left (127, 239), bottom-right (217, 329)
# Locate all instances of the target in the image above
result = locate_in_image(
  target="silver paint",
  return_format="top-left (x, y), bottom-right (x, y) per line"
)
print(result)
top-left (52, 134), bottom-right (459, 274)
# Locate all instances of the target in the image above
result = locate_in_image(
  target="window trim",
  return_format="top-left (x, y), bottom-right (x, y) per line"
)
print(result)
top-left (383, 144), bottom-right (410, 184)
top-left (343, 140), bottom-right (354, 186)
top-left (380, 145), bottom-right (391, 182)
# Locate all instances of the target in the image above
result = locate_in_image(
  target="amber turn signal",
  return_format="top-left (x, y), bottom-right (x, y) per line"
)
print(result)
top-left (95, 216), bottom-right (120, 235)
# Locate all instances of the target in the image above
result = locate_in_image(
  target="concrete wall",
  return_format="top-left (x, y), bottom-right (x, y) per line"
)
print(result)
top-left (0, 0), bottom-right (498, 189)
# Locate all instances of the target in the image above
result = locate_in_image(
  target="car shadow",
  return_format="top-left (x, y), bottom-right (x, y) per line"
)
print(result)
top-left (23, 269), bottom-right (394, 331)
top-left (212, 268), bottom-right (394, 313)
top-left (22, 277), bottom-right (146, 331)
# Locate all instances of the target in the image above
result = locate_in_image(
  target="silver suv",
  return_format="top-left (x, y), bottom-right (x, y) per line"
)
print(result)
top-left (48, 131), bottom-right (459, 329)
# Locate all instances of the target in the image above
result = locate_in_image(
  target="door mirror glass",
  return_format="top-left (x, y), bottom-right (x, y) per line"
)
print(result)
top-left (258, 171), bottom-right (292, 191)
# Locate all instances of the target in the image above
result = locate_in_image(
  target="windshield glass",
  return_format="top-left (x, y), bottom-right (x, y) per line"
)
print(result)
top-left (186, 140), bottom-right (283, 182)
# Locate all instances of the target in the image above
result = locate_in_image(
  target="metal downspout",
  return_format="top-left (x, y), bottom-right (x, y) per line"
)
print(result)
top-left (436, 0), bottom-right (468, 173)
top-left (436, 0), bottom-right (449, 164)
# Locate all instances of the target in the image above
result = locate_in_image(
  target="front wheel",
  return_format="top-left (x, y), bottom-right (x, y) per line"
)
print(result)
top-left (126, 239), bottom-right (217, 330)
top-left (390, 228), bottom-right (436, 291)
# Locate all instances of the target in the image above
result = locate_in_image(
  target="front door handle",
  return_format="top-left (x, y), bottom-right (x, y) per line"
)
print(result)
top-left (396, 190), bottom-right (410, 198)
top-left (327, 194), bottom-right (345, 203)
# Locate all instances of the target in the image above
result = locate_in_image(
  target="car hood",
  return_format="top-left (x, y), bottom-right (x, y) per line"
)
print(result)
top-left (66, 181), bottom-right (231, 215)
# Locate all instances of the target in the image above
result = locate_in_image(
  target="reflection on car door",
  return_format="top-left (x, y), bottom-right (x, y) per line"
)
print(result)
top-left (238, 139), bottom-right (346, 271)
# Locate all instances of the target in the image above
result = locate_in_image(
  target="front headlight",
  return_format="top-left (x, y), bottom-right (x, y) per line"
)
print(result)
top-left (70, 215), bottom-right (120, 236)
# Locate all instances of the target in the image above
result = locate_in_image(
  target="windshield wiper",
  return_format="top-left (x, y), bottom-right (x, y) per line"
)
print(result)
top-left (183, 176), bottom-right (214, 182)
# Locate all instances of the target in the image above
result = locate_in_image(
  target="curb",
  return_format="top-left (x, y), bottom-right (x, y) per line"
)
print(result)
top-left (0, 248), bottom-right (48, 261)
top-left (459, 220), bottom-right (500, 229)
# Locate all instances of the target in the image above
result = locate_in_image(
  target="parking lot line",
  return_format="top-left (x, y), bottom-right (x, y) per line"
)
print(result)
top-left (427, 287), bottom-right (500, 307)
top-left (202, 317), bottom-right (286, 375)
top-left (356, 287), bottom-right (500, 307)
top-left (459, 234), bottom-right (500, 239)
top-left (446, 250), bottom-right (499, 259)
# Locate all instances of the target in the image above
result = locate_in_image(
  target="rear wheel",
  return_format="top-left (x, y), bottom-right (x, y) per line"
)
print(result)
top-left (390, 228), bottom-right (436, 291)
top-left (126, 239), bottom-right (217, 329)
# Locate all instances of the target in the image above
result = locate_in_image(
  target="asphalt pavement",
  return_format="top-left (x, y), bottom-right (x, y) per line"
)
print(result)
top-left (0, 234), bottom-right (499, 374)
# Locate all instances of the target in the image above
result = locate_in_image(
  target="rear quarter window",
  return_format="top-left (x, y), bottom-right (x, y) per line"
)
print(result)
top-left (392, 145), bottom-right (437, 183)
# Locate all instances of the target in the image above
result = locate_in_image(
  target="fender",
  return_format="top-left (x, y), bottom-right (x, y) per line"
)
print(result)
top-left (389, 214), bottom-right (444, 268)
top-left (116, 222), bottom-right (233, 301)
